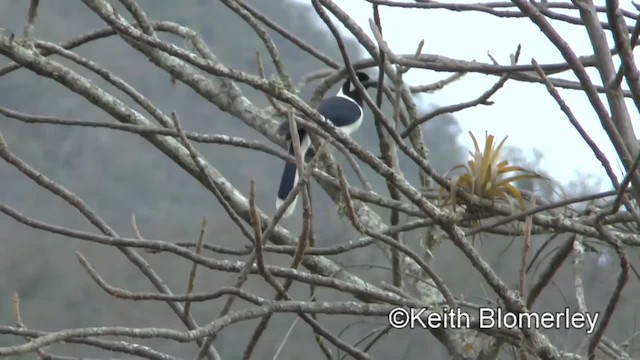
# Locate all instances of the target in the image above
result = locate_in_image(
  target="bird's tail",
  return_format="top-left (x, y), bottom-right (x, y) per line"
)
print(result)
top-left (276, 131), bottom-right (309, 218)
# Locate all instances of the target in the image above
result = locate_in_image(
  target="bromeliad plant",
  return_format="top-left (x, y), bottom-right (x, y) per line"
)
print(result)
top-left (442, 131), bottom-right (545, 212)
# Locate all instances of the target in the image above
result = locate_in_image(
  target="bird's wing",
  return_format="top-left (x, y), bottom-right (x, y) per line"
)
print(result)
top-left (317, 96), bottom-right (362, 127)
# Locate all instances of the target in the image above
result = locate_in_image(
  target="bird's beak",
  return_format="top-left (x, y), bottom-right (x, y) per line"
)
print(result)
top-left (362, 80), bottom-right (378, 88)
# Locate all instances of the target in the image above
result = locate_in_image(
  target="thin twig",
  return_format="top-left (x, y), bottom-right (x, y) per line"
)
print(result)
top-left (588, 211), bottom-right (630, 359)
top-left (23, 0), bottom-right (40, 42)
top-left (184, 217), bottom-right (209, 317)
top-left (170, 110), bottom-right (255, 244)
top-left (519, 198), bottom-right (535, 297)
top-left (573, 235), bottom-right (588, 314)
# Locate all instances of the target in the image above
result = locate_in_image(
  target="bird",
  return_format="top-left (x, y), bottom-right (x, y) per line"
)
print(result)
top-left (276, 72), bottom-right (377, 218)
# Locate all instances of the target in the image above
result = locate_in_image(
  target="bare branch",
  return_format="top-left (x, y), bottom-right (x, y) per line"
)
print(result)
top-left (184, 217), bottom-right (209, 317)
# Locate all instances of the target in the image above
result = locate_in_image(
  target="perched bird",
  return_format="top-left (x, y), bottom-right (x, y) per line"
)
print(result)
top-left (276, 72), bottom-right (376, 217)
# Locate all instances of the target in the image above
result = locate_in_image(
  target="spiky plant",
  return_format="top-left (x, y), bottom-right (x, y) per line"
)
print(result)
top-left (442, 131), bottom-right (545, 212)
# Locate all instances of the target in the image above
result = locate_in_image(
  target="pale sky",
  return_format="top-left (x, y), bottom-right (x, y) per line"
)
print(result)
top-left (293, 0), bottom-right (640, 190)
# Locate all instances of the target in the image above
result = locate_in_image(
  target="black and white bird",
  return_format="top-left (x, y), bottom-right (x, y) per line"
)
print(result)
top-left (276, 72), bottom-right (376, 217)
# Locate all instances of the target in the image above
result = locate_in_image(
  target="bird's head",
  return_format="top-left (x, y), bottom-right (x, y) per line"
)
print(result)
top-left (340, 72), bottom-right (376, 105)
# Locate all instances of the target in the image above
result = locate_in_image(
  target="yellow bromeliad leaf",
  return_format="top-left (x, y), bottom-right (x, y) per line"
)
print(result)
top-left (498, 165), bottom-right (529, 173)
top-left (497, 174), bottom-right (543, 187)
top-left (470, 131), bottom-right (481, 152)
top-left (491, 136), bottom-right (507, 162)
top-left (480, 134), bottom-right (494, 181)
top-left (443, 131), bottom-right (547, 211)
top-left (500, 182), bottom-right (526, 210)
